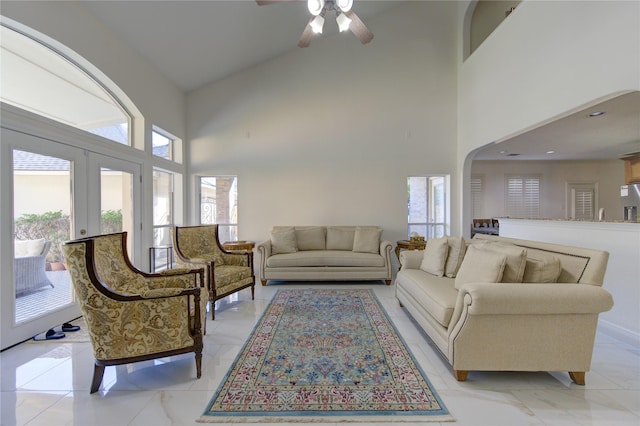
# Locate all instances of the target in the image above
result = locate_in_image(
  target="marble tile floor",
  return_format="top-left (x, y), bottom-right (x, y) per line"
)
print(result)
top-left (1, 281), bottom-right (639, 426)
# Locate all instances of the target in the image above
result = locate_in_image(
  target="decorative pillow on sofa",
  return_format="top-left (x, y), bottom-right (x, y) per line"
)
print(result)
top-left (352, 227), bottom-right (382, 254)
top-left (471, 241), bottom-right (527, 283)
top-left (444, 236), bottom-right (466, 278)
top-left (271, 227), bottom-right (298, 254)
top-left (295, 227), bottom-right (326, 251)
top-left (419, 237), bottom-right (449, 277)
top-left (523, 252), bottom-right (562, 283)
top-left (326, 227), bottom-right (355, 251)
top-left (455, 245), bottom-right (507, 290)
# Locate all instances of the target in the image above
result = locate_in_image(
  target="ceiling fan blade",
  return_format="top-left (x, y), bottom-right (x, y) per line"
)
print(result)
top-left (256, 0), bottom-right (298, 5)
top-left (297, 17), bottom-right (314, 48)
top-left (345, 10), bottom-right (373, 45)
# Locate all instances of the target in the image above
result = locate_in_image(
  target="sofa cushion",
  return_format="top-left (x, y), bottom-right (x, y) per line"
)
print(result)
top-left (420, 237), bottom-right (449, 277)
top-left (295, 227), bottom-right (326, 251)
top-left (398, 270), bottom-right (458, 327)
top-left (455, 245), bottom-right (507, 290)
top-left (353, 227), bottom-right (381, 254)
top-left (266, 250), bottom-right (385, 268)
top-left (326, 227), bottom-right (355, 251)
top-left (271, 227), bottom-right (298, 254)
top-left (472, 241), bottom-right (527, 283)
top-left (444, 236), bottom-right (466, 278)
top-left (523, 252), bottom-right (562, 283)
top-left (14, 239), bottom-right (46, 258)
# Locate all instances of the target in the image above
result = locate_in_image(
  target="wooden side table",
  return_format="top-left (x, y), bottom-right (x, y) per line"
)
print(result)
top-left (395, 240), bottom-right (427, 265)
top-left (222, 240), bottom-right (255, 253)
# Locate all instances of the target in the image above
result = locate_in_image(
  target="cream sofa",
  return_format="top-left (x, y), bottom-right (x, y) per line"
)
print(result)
top-left (395, 234), bottom-right (613, 385)
top-left (257, 226), bottom-right (393, 285)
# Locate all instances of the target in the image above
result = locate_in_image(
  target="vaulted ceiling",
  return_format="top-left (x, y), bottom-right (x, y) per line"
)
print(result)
top-left (4, 1), bottom-right (639, 160)
top-left (82, 0), bottom-right (402, 92)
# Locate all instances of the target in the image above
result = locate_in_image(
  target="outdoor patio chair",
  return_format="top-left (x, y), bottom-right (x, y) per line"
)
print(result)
top-left (62, 232), bottom-right (206, 393)
top-left (14, 239), bottom-right (54, 296)
top-left (173, 224), bottom-right (255, 320)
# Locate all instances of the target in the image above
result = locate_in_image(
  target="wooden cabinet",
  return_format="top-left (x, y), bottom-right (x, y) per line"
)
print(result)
top-left (623, 155), bottom-right (640, 184)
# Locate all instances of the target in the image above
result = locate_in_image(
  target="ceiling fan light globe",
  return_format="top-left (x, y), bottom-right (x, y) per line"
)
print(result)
top-left (310, 15), bottom-right (325, 34)
top-left (337, 0), bottom-right (353, 12)
top-left (336, 13), bottom-right (352, 32)
top-left (307, 0), bottom-right (324, 16)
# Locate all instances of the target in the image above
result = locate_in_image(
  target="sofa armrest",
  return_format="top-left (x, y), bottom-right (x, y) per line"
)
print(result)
top-left (399, 250), bottom-right (424, 270)
top-left (458, 282), bottom-right (614, 316)
top-left (256, 240), bottom-right (271, 279)
top-left (256, 240), bottom-right (271, 258)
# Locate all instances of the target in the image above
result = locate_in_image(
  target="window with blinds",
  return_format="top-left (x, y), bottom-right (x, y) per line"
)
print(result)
top-left (471, 175), bottom-right (483, 219)
top-left (505, 175), bottom-right (540, 218)
top-left (568, 183), bottom-right (596, 220)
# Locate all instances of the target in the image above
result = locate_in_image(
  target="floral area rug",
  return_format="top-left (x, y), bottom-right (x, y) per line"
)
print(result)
top-left (199, 288), bottom-right (452, 423)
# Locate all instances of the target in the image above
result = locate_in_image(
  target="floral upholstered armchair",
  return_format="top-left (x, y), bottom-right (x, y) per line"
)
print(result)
top-left (62, 232), bottom-right (207, 394)
top-left (173, 224), bottom-right (255, 320)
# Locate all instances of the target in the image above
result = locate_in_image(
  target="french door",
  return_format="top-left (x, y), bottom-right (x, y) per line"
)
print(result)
top-left (1, 127), bottom-right (141, 349)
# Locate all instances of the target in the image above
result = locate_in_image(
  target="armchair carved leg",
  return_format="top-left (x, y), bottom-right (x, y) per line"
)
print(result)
top-left (195, 352), bottom-right (202, 379)
top-left (90, 364), bottom-right (106, 394)
top-left (569, 371), bottom-right (585, 385)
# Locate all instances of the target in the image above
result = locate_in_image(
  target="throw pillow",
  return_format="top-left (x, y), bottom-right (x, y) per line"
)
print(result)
top-left (444, 236), bottom-right (467, 278)
top-left (295, 227), bottom-right (326, 251)
top-left (326, 227), bottom-right (356, 251)
top-left (271, 227), bottom-right (298, 254)
top-left (523, 252), bottom-right (562, 283)
top-left (14, 239), bottom-right (46, 258)
top-left (472, 241), bottom-right (527, 283)
top-left (419, 237), bottom-right (449, 277)
top-left (352, 227), bottom-right (382, 254)
top-left (455, 245), bottom-right (507, 290)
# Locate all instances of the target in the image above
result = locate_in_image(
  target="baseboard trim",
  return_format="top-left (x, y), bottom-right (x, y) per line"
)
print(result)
top-left (598, 319), bottom-right (640, 346)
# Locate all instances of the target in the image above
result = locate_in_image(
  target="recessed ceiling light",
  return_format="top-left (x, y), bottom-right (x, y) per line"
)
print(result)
top-left (546, 150), bottom-right (555, 154)
top-left (589, 111), bottom-right (605, 117)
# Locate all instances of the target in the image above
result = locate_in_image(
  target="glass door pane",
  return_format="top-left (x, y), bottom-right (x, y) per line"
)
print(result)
top-left (88, 153), bottom-right (141, 264)
top-left (13, 150), bottom-right (75, 324)
top-left (101, 167), bottom-right (134, 258)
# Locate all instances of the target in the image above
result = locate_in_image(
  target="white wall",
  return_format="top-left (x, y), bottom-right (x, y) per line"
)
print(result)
top-left (187, 2), bottom-right (459, 244)
top-left (472, 160), bottom-right (625, 220)
top-left (459, 1), bottom-right (640, 154)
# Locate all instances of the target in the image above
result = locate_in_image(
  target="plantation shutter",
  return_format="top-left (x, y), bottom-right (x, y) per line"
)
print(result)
top-left (572, 187), bottom-right (595, 220)
top-left (471, 175), bottom-right (483, 219)
top-left (506, 175), bottom-right (540, 218)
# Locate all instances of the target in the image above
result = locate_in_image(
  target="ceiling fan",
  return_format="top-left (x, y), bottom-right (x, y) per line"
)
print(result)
top-left (256, 0), bottom-right (374, 48)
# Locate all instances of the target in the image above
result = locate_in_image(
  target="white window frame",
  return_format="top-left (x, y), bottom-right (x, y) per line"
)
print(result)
top-left (505, 174), bottom-right (541, 218)
top-left (152, 127), bottom-right (182, 163)
top-left (566, 182), bottom-right (598, 220)
top-left (407, 175), bottom-right (450, 239)
top-left (199, 175), bottom-right (238, 242)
